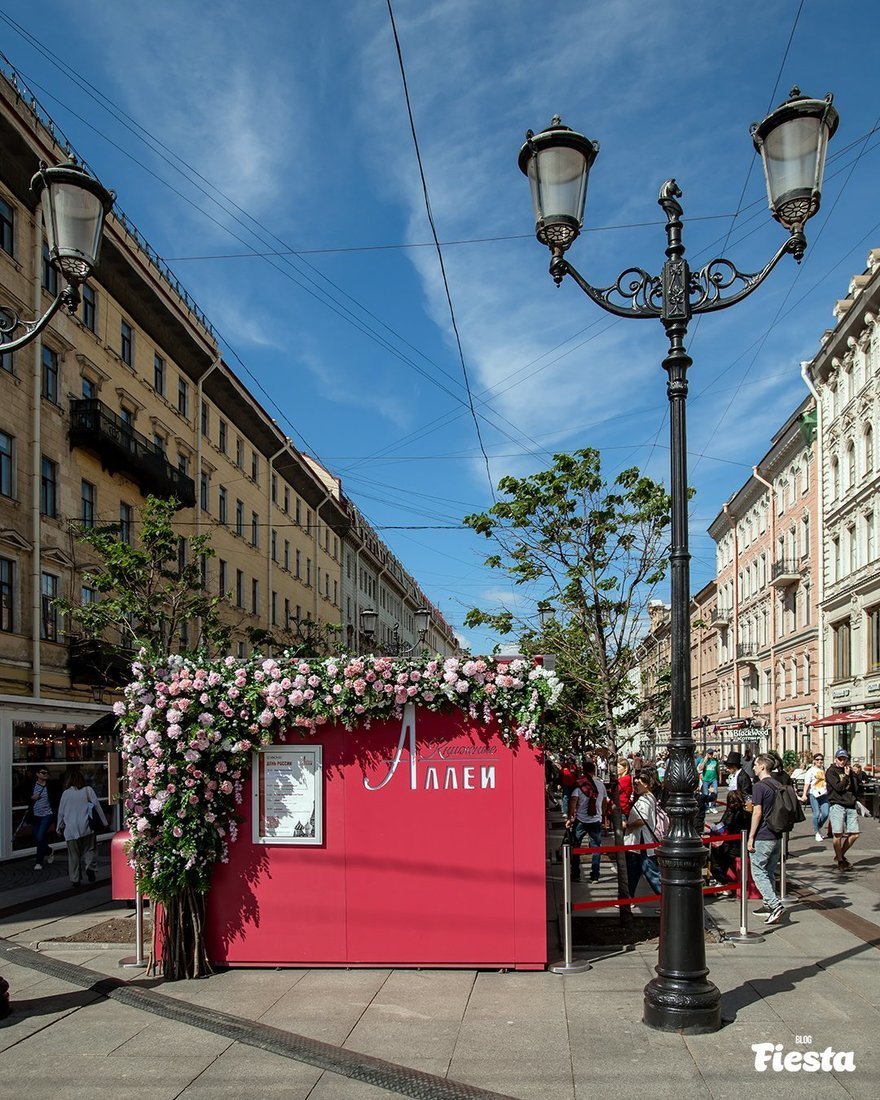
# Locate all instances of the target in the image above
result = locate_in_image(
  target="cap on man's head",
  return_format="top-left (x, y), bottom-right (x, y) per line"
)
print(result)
top-left (835, 748), bottom-right (850, 759)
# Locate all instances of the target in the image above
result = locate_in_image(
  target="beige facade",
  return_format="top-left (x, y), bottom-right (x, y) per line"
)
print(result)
top-left (0, 70), bottom-right (456, 859)
top-left (804, 248), bottom-right (880, 768)
top-left (690, 581), bottom-right (718, 738)
top-left (638, 599), bottom-right (671, 754)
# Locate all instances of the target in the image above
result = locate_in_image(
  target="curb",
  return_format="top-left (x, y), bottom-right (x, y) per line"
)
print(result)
top-left (34, 940), bottom-right (137, 952)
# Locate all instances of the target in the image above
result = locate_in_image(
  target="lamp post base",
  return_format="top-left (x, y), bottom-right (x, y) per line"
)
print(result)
top-left (643, 976), bottom-right (722, 1033)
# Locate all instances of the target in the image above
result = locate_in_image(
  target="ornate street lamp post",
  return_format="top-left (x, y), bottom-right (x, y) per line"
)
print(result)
top-left (1, 158), bottom-right (114, 351)
top-left (360, 606), bottom-right (431, 656)
top-left (519, 88), bottom-right (837, 1033)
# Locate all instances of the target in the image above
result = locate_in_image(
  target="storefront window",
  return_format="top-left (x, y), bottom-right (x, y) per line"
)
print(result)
top-left (10, 720), bottom-right (115, 853)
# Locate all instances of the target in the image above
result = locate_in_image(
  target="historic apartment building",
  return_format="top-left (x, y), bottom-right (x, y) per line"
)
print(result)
top-left (690, 580), bottom-right (719, 732)
top-left (0, 67), bottom-right (456, 859)
top-left (707, 396), bottom-right (820, 757)
top-left (803, 248), bottom-right (880, 766)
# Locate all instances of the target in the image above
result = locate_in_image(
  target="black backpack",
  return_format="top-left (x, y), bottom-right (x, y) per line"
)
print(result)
top-left (761, 776), bottom-right (806, 834)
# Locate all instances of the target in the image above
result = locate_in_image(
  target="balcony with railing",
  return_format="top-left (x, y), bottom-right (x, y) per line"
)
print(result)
top-left (736, 643), bottom-right (759, 660)
top-left (69, 399), bottom-right (196, 507)
top-left (770, 558), bottom-right (802, 587)
top-left (710, 607), bottom-right (731, 626)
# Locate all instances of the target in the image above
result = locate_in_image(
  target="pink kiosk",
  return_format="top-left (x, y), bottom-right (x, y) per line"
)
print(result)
top-left (194, 704), bottom-right (547, 970)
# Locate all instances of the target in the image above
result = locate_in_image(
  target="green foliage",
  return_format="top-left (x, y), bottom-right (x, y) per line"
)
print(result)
top-left (464, 449), bottom-right (671, 751)
top-left (56, 495), bottom-right (231, 664)
top-left (246, 618), bottom-right (342, 658)
top-left (782, 749), bottom-right (798, 772)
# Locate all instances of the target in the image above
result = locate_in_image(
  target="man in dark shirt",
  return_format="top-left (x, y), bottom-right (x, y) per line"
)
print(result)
top-left (826, 748), bottom-right (861, 871)
top-left (747, 754), bottom-right (784, 925)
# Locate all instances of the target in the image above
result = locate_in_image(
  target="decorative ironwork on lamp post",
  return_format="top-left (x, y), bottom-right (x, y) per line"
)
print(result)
top-left (519, 87), bottom-right (837, 1034)
top-left (1, 158), bottom-right (114, 351)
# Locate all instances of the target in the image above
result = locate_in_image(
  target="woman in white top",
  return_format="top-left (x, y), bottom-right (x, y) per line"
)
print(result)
top-left (800, 752), bottom-right (830, 842)
top-left (623, 769), bottom-right (662, 898)
top-left (56, 767), bottom-right (108, 887)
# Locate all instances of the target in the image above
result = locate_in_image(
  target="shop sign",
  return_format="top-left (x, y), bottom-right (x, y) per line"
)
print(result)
top-left (831, 688), bottom-right (851, 701)
top-left (365, 703), bottom-right (497, 793)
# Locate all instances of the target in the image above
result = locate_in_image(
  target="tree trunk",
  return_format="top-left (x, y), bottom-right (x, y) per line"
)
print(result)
top-left (159, 881), bottom-right (212, 981)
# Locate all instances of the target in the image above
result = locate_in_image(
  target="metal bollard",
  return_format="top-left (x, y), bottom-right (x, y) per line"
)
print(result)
top-left (549, 844), bottom-right (591, 974)
top-left (778, 830), bottom-right (795, 906)
top-left (120, 887), bottom-right (148, 969)
top-left (723, 833), bottom-right (764, 944)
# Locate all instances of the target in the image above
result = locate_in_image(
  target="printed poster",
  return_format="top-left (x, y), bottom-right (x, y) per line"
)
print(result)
top-left (253, 746), bottom-right (322, 845)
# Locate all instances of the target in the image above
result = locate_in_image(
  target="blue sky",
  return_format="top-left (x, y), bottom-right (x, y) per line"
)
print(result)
top-left (4, 0), bottom-right (878, 652)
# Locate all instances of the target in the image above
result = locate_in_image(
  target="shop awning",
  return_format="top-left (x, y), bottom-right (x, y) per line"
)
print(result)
top-left (808, 710), bottom-right (880, 728)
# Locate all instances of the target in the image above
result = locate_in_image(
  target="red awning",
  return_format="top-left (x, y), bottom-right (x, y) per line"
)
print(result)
top-left (809, 710), bottom-right (880, 728)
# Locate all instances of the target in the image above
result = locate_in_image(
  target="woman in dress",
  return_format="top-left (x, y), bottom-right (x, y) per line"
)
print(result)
top-left (56, 767), bottom-right (108, 887)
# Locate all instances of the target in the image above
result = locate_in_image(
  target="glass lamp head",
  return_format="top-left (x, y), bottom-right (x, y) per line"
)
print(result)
top-left (31, 159), bottom-right (114, 286)
top-left (518, 117), bottom-right (599, 254)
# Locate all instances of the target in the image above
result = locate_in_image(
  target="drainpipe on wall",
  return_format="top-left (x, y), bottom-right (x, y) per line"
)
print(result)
top-left (753, 465), bottom-right (776, 748)
top-left (267, 441), bottom-right (288, 646)
top-left (313, 487), bottom-right (333, 629)
top-left (801, 359), bottom-right (825, 748)
top-left (723, 502), bottom-right (739, 722)
top-left (31, 218), bottom-right (42, 699)
top-left (194, 358), bottom-right (220, 646)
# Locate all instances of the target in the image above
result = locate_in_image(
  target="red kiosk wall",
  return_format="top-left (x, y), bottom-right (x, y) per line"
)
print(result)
top-left (205, 708), bottom-right (546, 969)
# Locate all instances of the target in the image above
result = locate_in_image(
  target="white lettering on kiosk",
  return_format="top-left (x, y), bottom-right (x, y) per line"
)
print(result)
top-left (364, 703), bottom-right (498, 792)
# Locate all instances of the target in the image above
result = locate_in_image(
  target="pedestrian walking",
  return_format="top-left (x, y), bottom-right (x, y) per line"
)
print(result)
top-left (623, 768), bottom-right (663, 898)
top-left (801, 752), bottom-right (830, 841)
top-left (559, 756), bottom-right (579, 816)
top-left (747, 753), bottom-right (784, 925)
top-left (826, 749), bottom-right (861, 872)
top-left (615, 757), bottom-right (634, 818)
top-left (698, 749), bottom-right (719, 812)
top-left (29, 766), bottom-right (55, 871)
top-left (566, 762), bottom-right (606, 883)
top-left (724, 751), bottom-right (753, 799)
top-left (56, 767), bottom-right (108, 887)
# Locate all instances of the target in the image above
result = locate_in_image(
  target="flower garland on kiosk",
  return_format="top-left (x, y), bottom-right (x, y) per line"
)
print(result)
top-left (115, 652), bottom-right (561, 979)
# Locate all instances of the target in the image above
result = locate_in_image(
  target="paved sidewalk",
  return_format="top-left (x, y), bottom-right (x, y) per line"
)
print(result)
top-left (1, 816), bottom-right (878, 1099)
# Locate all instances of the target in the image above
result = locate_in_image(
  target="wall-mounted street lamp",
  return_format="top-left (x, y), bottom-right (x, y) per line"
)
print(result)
top-left (538, 601), bottom-right (555, 629)
top-left (519, 87), bottom-right (837, 1035)
top-left (358, 606), bottom-right (430, 656)
top-left (1, 158), bottom-right (114, 352)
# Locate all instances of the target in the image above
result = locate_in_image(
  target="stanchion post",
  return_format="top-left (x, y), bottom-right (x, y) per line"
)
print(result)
top-left (723, 833), bottom-right (764, 945)
top-left (778, 830), bottom-right (795, 906)
top-left (550, 844), bottom-right (591, 974)
top-left (120, 888), bottom-right (148, 969)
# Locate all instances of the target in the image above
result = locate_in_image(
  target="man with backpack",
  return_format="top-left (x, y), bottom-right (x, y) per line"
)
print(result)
top-left (566, 761), bottom-right (606, 883)
top-left (748, 753), bottom-right (804, 925)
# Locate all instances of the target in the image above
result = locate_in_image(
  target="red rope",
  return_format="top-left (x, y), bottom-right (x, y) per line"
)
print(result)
top-left (570, 832), bottom-right (742, 856)
top-left (571, 883), bottom-right (736, 911)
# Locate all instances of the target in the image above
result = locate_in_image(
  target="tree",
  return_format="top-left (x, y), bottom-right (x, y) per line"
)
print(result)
top-left (57, 494), bottom-right (231, 665)
top-left (246, 617), bottom-right (342, 658)
top-left (464, 449), bottom-right (671, 752)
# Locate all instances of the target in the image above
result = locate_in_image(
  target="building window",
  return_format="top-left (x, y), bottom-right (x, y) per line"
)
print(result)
top-left (848, 524), bottom-right (857, 574)
top-left (295, 497), bottom-right (301, 525)
top-left (251, 450), bottom-right (259, 484)
top-left (41, 346), bottom-right (59, 403)
top-left (178, 377), bottom-right (189, 418)
top-left (306, 557), bottom-right (311, 586)
top-left (0, 431), bottom-right (13, 497)
top-left (868, 512), bottom-right (876, 563)
top-left (251, 578), bottom-right (259, 616)
top-left (42, 242), bottom-right (58, 295)
top-left (236, 438), bottom-right (244, 469)
top-left (218, 485), bottom-right (227, 524)
top-left (271, 590), bottom-right (278, 626)
top-left (218, 419), bottom-right (227, 454)
top-left (81, 376), bottom-right (96, 398)
top-left (251, 511), bottom-right (259, 547)
top-left (154, 354), bottom-right (165, 395)
top-left (120, 320), bottom-right (133, 366)
top-left (0, 198), bottom-right (13, 255)
top-left (120, 406), bottom-right (133, 428)
top-left (235, 499), bottom-right (244, 536)
top-left (201, 402), bottom-right (209, 437)
top-left (216, 559), bottom-right (227, 597)
top-left (831, 457), bottom-right (840, 500)
top-left (40, 457), bottom-right (57, 517)
top-left (283, 539), bottom-right (290, 570)
top-left (284, 487), bottom-right (290, 514)
top-left (0, 557), bottom-right (14, 632)
top-left (271, 474), bottom-right (277, 504)
top-left (802, 653), bottom-right (810, 694)
top-left (177, 452), bottom-right (189, 476)
top-left (865, 425), bottom-right (874, 476)
top-left (271, 529), bottom-right (277, 562)
top-left (846, 442), bottom-right (856, 490)
top-left (237, 641), bottom-right (246, 659)
top-left (832, 536), bottom-right (841, 582)
top-left (832, 620), bottom-right (851, 681)
top-left (153, 433), bottom-right (165, 455)
top-left (119, 502), bottom-right (134, 545)
top-left (41, 572), bottom-right (59, 641)
top-left (82, 283), bottom-right (96, 332)
top-left (81, 480), bottom-right (96, 528)
top-left (868, 607), bottom-right (880, 673)
top-left (235, 570), bottom-right (244, 608)
top-left (295, 549), bottom-right (301, 578)
top-left (284, 598), bottom-right (291, 628)
top-left (200, 472), bottom-right (209, 511)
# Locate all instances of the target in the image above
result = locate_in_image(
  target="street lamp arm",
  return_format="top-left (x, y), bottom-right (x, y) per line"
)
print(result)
top-left (689, 231), bottom-right (806, 316)
top-left (0, 284), bottom-right (79, 354)
top-left (549, 252), bottom-right (662, 319)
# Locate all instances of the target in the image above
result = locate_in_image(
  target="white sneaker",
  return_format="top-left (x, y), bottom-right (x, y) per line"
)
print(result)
top-left (815, 832), bottom-right (825, 842)
top-left (34, 863), bottom-right (43, 871)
